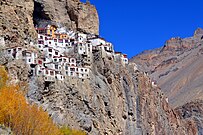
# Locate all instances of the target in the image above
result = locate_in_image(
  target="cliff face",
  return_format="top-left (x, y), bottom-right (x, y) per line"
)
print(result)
top-left (0, 0), bottom-right (99, 48)
top-left (33, 0), bottom-right (99, 35)
top-left (131, 28), bottom-right (203, 108)
top-left (0, 0), bottom-right (37, 47)
top-left (25, 55), bottom-right (197, 134)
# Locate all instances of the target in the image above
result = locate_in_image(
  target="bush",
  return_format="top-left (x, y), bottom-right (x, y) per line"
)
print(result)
top-left (0, 66), bottom-right (86, 135)
top-left (60, 126), bottom-right (86, 135)
top-left (0, 66), bottom-right (61, 135)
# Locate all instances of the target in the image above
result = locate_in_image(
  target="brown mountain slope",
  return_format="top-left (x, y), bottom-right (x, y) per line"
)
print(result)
top-left (130, 28), bottom-right (203, 108)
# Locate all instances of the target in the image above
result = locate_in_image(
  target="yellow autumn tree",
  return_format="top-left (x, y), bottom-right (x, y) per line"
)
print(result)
top-left (0, 66), bottom-right (86, 135)
top-left (0, 66), bottom-right (61, 135)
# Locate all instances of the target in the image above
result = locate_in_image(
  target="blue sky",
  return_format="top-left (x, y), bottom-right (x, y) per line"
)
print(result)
top-left (81, 0), bottom-right (203, 58)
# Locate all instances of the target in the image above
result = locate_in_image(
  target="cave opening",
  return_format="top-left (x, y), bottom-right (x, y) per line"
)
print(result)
top-left (33, 1), bottom-right (51, 27)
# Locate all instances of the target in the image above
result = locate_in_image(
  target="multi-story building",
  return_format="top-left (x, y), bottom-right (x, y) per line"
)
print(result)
top-left (2, 24), bottom-right (129, 82)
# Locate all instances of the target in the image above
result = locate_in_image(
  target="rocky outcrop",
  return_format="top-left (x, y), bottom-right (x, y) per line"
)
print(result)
top-left (0, 0), bottom-right (99, 49)
top-left (131, 28), bottom-right (203, 108)
top-left (0, 125), bottom-right (12, 135)
top-left (33, 0), bottom-right (99, 35)
top-left (26, 55), bottom-right (198, 134)
top-left (175, 100), bottom-right (203, 134)
top-left (0, 0), bottom-right (37, 47)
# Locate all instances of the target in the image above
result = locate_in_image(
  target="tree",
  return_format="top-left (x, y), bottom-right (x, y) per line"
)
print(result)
top-left (0, 66), bottom-right (86, 135)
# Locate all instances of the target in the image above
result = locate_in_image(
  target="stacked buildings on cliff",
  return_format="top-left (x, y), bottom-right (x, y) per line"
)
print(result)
top-left (3, 24), bottom-right (128, 82)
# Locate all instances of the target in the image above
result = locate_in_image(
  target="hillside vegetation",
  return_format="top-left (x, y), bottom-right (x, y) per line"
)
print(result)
top-left (0, 66), bottom-right (86, 135)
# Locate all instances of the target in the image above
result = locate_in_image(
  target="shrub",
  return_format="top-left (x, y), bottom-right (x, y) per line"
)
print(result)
top-left (0, 66), bottom-right (86, 135)
top-left (60, 126), bottom-right (86, 135)
top-left (0, 66), bottom-right (61, 135)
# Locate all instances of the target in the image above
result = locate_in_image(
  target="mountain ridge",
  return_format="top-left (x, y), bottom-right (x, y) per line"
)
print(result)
top-left (130, 27), bottom-right (203, 108)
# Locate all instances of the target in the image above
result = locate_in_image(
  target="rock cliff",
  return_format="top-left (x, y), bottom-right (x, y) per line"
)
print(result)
top-left (131, 28), bottom-right (203, 108)
top-left (33, 0), bottom-right (99, 35)
top-left (0, 0), bottom-right (37, 47)
top-left (0, 0), bottom-right (99, 48)
top-left (13, 55), bottom-right (197, 134)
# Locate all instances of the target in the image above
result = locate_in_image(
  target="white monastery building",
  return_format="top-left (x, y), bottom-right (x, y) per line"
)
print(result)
top-left (3, 24), bottom-right (128, 82)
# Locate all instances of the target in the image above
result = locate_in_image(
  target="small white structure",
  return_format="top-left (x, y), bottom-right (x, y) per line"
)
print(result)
top-left (76, 33), bottom-right (87, 43)
top-left (89, 37), bottom-right (106, 46)
top-left (0, 37), bottom-right (5, 47)
top-left (77, 67), bottom-right (90, 79)
top-left (35, 65), bottom-right (45, 76)
top-left (75, 42), bottom-right (93, 58)
top-left (152, 81), bottom-right (157, 87)
top-left (65, 66), bottom-right (77, 77)
top-left (114, 52), bottom-right (128, 65)
top-left (5, 47), bottom-right (24, 59)
top-left (43, 47), bottom-right (60, 59)
top-left (43, 68), bottom-right (55, 82)
top-left (121, 54), bottom-right (128, 65)
top-left (68, 57), bottom-right (77, 66)
top-left (165, 97), bottom-right (169, 103)
top-left (23, 50), bottom-right (38, 65)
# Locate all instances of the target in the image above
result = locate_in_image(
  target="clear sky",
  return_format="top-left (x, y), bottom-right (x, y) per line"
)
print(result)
top-left (81, 0), bottom-right (203, 58)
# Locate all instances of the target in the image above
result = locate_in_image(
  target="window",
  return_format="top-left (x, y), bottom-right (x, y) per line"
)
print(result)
top-left (50, 71), bottom-right (54, 76)
top-left (49, 42), bottom-right (51, 44)
top-left (38, 60), bottom-right (42, 64)
top-left (66, 71), bottom-right (68, 75)
top-left (71, 59), bottom-right (75, 63)
top-left (65, 66), bottom-right (68, 70)
top-left (55, 52), bottom-right (58, 55)
top-left (38, 45), bottom-right (41, 48)
top-left (85, 69), bottom-right (87, 72)
top-left (18, 48), bottom-right (22, 51)
top-left (65, 40), bottom-right (69, 43)
top-left (49, 54), bottom-right (52, 57)
top-left (48, 49), bottom-right (52, 52)
top-left (45, 37), bottom-right (48, 40)
top-left (38, 71), bottom-right (42, 75)
top-left (81, 69), bottom-right (83, 72)
top-left (28, 59), bottom-right (31, 62)
top-left (58, 39), bottom-right (63, 43)
top-left (46, 70), bottom-right (49, 74)
top-left (7, 50), bottom-right (11, 54)
top-left (59, 58), bottom-right (62, 62)
top-left (54, 39), bottom-right (57, 42)
top-left (70, 72), bottom-right (73, 76)
top-left (40, 36), bottom-right (43, 39)
top-left (63, 58), bottom-right (66, 62)
top-left (55, 65), bottom-right (58, 69)
top-left (70, 68), bottom-right (75, 71)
